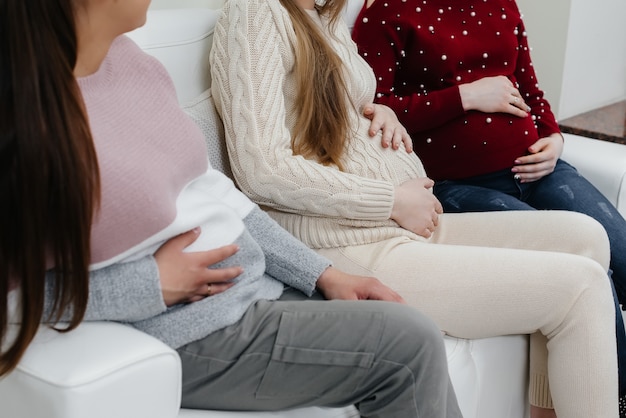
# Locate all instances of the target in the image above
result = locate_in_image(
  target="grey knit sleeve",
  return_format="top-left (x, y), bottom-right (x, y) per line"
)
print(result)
top-left (43, 255), bottom-right (167, 323)
top-left (243, 206), bottom-right (331, 296)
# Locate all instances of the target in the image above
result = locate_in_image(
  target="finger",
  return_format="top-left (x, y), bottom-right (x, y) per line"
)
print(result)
top-left (391, 129), bottom-right (403, 150)
top-left (432, 211), bottom-right (441, 226)
top-left (524, 172), bottom-right (546, 183)
top-left (505, 107), bottom-right (528, 118)
top-left (513, 152), bottom-right (542, 166)
top-left (362, 103), bottom-right (375, 119)
top-left (402, 133), bottom-right (413, 152)
top-left (199, 281), bottom-right (235, 298)
top-left (389, 289), bottom-right (406, 303)
top-left (516, 156), bottom-right (555, 175)
top-left (370, 123), bottom-right (383, 138)
top-left (204, 265), bottom-right (243, 283)
top-left (380, 129), bottom-right (392, 147)
top-left (362, 278), bottom-right (405, 303)
top-left (508, 92), bottom-right (530, 112)
top-left (199, 244), bottom-right (240, 265)
top-left (516, 171), bottom-right (545, 183)
top-left (527, 137), bottom-right (553, 154)
top-left (370, 285), bottom-right (405, 303)
top-left (421, 177), bottom-right (436, 189)
top-left (162, 227), bottom-right (201, 252)
top-left (512, 100), bottom-right (530, 113)
top-left (513, 170), bottom-right (546, 183)
top-left (435, 200), bottom-right (443, 214)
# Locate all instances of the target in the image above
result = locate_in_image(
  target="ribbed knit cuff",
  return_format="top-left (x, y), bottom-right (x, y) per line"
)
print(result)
top-left (349, 178), bottom-right (395, 220)
top-left (529, 372), bottom-right (554, 409)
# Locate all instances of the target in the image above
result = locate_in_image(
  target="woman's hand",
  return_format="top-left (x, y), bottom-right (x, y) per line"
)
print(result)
top-left (512, 133), bottom-right (564, 183)
top-left (459, 75), bottom-right (530, 117)
top-left (362, 103), bottom-right (413, 152)
top-left (391, 178), bottom-right (443, 238)
top-left (154, 228), bottom-right (243, 306)
top-left (315, 267), bottom-right (405, 303)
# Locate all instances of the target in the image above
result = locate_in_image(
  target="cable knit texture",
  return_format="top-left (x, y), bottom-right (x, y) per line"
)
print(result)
top-left (210, 3), bottom-right (619, 415)
top-left (210, 0), bottom-right (428, 249)
top-left (352, 0), bottom-right (562, 180)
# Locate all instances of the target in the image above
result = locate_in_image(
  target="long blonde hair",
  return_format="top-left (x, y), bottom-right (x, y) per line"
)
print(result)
top-left (279, 0), bottom-right (351, 171)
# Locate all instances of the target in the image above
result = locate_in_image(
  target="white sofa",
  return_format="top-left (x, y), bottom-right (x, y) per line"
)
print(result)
top-left (1, 3), bottom-right (625, 418)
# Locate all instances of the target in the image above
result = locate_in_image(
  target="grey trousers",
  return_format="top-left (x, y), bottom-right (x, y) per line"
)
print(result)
top-left (177, 288), bottom-right (462, 418)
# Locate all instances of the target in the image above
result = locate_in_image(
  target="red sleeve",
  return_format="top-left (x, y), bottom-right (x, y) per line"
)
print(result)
top-left (352, 4), bottom-right (465, 133)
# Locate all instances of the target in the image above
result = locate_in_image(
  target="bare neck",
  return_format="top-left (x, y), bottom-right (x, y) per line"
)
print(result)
top-left (72, 8), bottom-right (118, 77)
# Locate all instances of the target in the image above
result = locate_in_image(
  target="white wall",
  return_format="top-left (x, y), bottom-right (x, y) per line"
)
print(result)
top-left (517, 0), bottom-right (626, 120)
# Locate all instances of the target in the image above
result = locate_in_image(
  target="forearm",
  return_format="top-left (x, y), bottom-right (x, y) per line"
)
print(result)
top-left (243, 206), bottom-right (329, 296)
top-left (43, 255), bottom-right (166, 323)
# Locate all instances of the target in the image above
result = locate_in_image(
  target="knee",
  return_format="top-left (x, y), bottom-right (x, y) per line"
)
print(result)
top-left (379, 303), bottom-right (447, 362)
top-left (557, 211), bottom-right (610, 268)
top-left (569, 259), bottom-right (614, 314)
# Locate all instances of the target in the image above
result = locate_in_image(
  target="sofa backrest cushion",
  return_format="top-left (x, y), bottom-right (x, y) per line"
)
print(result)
top-left (183, 89), bottom-right (234, 178)
top-left (127, 8), bottom-right (220, 103)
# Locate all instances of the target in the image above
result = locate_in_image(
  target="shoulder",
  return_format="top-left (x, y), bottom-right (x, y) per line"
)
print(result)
top-left (109, 36), bottom-right (171, 80)
top-left (80, 35), bottom-right (177, 104)
top-left (214, 0), bottom-right (296, 53)
top-left (221, 0), bottom-right (289, 23)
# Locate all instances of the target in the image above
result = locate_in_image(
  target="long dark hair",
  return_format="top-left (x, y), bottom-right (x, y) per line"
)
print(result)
top-left (0, 0), bottom-right (100, 376)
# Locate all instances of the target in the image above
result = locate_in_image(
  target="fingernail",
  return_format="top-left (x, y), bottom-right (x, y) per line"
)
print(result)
top-left (193, 227), bottom-right (201, 234)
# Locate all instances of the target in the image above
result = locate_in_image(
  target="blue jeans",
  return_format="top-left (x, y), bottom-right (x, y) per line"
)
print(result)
top-left (434, 159), bottom-right (626, 394)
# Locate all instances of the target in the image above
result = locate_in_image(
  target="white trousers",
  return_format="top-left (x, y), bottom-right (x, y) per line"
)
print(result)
top-left (316, 210), bottom-right (617, 417)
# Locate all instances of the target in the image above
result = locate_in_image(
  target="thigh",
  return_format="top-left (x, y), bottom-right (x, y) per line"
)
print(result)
top-left (528, 160), bottom-right (618, 216)
top-left (177, 290), bottom-right (438, 411)
top-left (433, 211), bottom-right (610, 268)
top-left (529, 159), bottom-right (626, 277)
top-left (318, 232), bottom-right (611, 340)
top-left (435, 181), bottom-right (531, 212)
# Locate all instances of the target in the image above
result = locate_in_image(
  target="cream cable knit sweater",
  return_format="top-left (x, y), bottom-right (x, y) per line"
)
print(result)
top-left (211, 0), bottom-right (428, 249)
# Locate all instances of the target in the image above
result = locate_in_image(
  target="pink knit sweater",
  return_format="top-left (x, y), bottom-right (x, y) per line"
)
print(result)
top-left (78, 36), bottom-right (253, 268)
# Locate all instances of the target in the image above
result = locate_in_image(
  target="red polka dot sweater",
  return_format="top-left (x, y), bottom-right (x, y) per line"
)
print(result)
top-left (352, 0), bottom-right (561, 180)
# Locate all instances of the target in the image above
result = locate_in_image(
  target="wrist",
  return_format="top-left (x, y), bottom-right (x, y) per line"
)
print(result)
top-left (458, 84), bottom-right (473, 111)
top-left (316, 267), bottom-right (334, 290)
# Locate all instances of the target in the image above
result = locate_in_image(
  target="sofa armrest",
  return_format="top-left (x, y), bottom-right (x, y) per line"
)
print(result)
top-left (561, 133), bottom-right (626, 218)
top-left (0, 322), bottom-right (182, 418)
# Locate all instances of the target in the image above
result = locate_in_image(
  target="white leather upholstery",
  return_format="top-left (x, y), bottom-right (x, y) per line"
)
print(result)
top-left (127, 8), bottom-right (218, 104)
top-left (0, 322), bottom-right (181, 418)
top-left (3, 3), bottom-right (625, 418)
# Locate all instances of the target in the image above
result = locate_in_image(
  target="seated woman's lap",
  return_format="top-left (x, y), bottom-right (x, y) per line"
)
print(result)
top-left (176, 290), bottom-right (454, 415)
top-left (435, 160), bottom-right (626, 302)
top-left (315, 210), bottom-right (612, 339)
